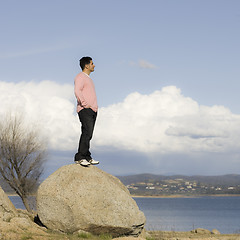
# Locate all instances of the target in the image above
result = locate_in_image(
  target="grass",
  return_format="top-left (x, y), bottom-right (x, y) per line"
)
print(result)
top-left (77, 232), bottom-right (92, 238)
top-left (21, 234), bottom-right (33, 240)
top-left (53, 231), bottom-right (113, 240)
top-left (98, 233), bottom-right (112, 240)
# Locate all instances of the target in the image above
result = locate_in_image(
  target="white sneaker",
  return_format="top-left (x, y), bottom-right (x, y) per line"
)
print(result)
top-left (89, 159), bottom-right (99, 165)
top-left (75, 159), bottom-right (91, 166)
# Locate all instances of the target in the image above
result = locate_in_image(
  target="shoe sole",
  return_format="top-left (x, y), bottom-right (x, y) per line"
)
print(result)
top-left (89, 160), bottom-right (99, 165)
top-left (90, 162), bottom-right (99, 165)
top-left (75, 160), bottom-right (90, 167)
top-left (80, 164), bottom-right (90, 167)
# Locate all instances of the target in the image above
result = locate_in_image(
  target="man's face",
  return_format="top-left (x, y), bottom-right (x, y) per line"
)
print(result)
top-left (86, 60), bottom-right (95, 72)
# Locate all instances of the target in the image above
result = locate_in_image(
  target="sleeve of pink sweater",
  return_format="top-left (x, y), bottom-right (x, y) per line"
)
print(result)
top-left (74, 73), bottom-right (88, 108)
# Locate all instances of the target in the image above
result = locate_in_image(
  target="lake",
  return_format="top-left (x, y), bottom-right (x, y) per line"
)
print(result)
top-left (9, 195), bottom-right (240, 234)
top-left (134, 196), bottom-right (240, 234)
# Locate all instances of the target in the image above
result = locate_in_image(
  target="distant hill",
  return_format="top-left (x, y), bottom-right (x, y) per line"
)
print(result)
top-left (117, 173), bottom-right (240, 186)
top-left (117, 174), bottom-right (240, 196)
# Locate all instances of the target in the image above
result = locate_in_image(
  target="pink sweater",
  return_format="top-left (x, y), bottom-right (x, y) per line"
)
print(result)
top-left (74, 72), bottom-right (98, 112)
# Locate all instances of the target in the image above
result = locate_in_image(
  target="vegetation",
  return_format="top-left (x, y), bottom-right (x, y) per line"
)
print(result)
top-left (3, 230), bottom-right (114, 240)
top-left (0, 114), bottom-right (46, 212)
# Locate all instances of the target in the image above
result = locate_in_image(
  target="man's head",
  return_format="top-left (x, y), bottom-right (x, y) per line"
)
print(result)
top-left (79, 57), bottom-right (95, 73)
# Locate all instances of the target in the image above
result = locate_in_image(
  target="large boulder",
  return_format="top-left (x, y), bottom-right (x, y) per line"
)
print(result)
top-left (0, 186), bottom-right (17, 221)
top-left (37, 164), bottom-right (145, 237)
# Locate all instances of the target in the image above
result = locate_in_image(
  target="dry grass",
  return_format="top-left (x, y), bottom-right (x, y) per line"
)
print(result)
top-left (147, 230), bottom-right (240, 240)
top-left (0, 229), bottom-right (113, 240)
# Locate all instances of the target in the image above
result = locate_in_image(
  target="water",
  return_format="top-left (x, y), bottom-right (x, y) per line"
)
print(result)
top-left (9, 196), bottom-right (36, 210)
top-left (134, 196), bottom-right (240, 234)
top-left (9, 195), bottom-right (240, 234)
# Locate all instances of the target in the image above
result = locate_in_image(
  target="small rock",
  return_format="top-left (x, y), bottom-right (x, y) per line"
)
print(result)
top-left (75, 229), bottom-right (92, 236)
top-left (114, 237), bottom-right (145, 240)
top-left (192, 228), bottom-right (211, 234)
top-left (211, 229), bottom-right (221, 234)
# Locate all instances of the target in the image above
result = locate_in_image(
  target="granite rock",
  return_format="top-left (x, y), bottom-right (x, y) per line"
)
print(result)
top-left (37, 164), bottom-right (145, 237)
top-left (0, 186), bottom-right (17, 221)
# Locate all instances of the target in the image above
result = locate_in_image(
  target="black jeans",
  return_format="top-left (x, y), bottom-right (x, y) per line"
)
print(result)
top-left (75, 108), bottom-right (97, 161)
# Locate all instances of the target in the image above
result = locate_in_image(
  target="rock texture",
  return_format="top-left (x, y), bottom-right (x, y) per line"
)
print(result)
top-left (37, 164), bottom-right (145, 237)
top-left (0, 186), bottom-right (17, 221)
top-left (0, 187), bottom-right (48, 239)
top-left (115, 237), bottom-right (145, 240)
top-left (211, 229), bottom-right (221, 235)
top-left (191, 228), bottom-right (212, 234)
top-left (0, 210), bottom-right (49, 240)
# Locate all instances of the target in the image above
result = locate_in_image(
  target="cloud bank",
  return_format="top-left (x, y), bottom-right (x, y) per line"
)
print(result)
top-left (1, 81), bottom-right (240, 157)
top-left (96, 86), bottom-right (240, 154)
top-left (0, 80), bottom-right (79, 151)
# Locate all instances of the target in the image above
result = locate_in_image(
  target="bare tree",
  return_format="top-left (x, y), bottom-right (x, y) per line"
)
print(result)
top-left (0, 114), bottom-right (46, 212)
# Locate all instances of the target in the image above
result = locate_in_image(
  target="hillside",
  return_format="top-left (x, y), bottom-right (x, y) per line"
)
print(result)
top-left (117, 174), bottom-right (240, 196)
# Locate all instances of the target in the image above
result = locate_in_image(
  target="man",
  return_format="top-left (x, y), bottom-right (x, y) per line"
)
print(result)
top-left (74, 56), bottom-right (99, 166)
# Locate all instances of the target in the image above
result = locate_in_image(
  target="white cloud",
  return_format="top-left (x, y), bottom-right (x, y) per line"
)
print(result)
top-left (95, 86), bottom-right (240, 154)
top-left (0, 80), bottom-right (79, 151)
top-left (129, 59), bottom-right (158, 69)
top-left (1, 81), bottom-right (240, 158)
top-left (138, 59), bottom-right (158, 69)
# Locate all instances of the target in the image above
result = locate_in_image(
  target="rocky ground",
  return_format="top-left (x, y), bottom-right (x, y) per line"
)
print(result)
top-left (1, 168), bottom-right (240, 240)
top-left (0, 210), bottom-right (239, 240)
top-left (0, 208), bottom-right (144, 240)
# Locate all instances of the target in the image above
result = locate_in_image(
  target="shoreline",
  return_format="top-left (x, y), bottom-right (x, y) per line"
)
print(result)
top-left (7, 193), bottom-right (240, 198)
top-left (132, 194), bottom-right (240, 198)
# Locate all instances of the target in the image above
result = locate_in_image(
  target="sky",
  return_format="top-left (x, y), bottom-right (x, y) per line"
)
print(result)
top-left (0, 0), bottom-right (240, 178)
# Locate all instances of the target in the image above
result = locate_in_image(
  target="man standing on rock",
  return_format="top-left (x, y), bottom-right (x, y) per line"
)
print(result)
top-left (74, 56), bottom-right (99, 166)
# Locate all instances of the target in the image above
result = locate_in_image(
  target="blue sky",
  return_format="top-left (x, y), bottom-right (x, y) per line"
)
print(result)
top-left (1, 1), bottom-right (240, 178)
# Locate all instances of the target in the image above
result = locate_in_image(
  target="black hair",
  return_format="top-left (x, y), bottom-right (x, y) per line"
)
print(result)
top-left (79, 56), bottom-right (92, 70)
